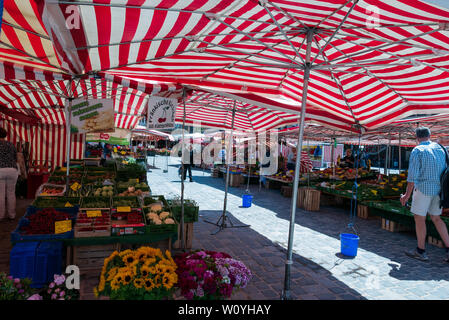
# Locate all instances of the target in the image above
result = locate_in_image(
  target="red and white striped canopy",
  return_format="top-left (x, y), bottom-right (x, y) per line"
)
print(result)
top-left (30, 0), bottom-right (449, 131)
top-left (178, 88), bottom-right (363, 132)
top-left (0, 73), bottom-right (181, 129)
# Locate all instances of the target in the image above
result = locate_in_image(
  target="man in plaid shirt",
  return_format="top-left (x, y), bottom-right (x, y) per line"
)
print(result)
top-left (400, 127), bottom-right (449, 262)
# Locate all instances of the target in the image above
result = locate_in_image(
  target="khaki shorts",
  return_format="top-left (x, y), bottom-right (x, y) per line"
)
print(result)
top-left (410, 188), bottom-right (442, 216)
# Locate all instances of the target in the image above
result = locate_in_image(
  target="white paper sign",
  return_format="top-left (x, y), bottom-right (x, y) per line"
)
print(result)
top-left (69, 98), bottom-right (115, 134)
top-left (147, 96), bottom-right (176, 129)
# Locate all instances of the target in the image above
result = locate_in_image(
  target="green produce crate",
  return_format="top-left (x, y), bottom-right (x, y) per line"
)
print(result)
top-left (32, 196), bottom-right (80, 208)
top-left (112, 196), bottom-right (141, 209)
top-left (145, 217), bottom-right (178, 234)
top-left (143, 195), bottom-right (169, 208)
top-left (80, 197), bottom-right (111, 210)
top-left (142, 195), bottom-right (177, 234)
top-left (167, 200), bottom-right (199, 223)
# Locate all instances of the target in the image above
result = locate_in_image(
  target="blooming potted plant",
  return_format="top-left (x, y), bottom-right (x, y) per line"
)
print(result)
top-left (40, 274), bottom-right (80, 300)
top-left (0, 273), bottom-right (34, 300)
top-left (175, 250), bottom-right (252, 300)
top-left (95, 246), bottom-right (178, 300)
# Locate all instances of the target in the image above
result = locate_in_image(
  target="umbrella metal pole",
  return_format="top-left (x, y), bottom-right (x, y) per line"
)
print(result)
top-left (180, 88), bottom-right (187, 250)
top-left (398, 133), bottom-right (401, 172)
top-left (164, 139), bottom-right (168, 173)
top-left (65, 97), bottom-right (73, 191)
top-left (282, 28), bottom-right (313, 301)
top-left (204, 101), bottom-right (250, 234)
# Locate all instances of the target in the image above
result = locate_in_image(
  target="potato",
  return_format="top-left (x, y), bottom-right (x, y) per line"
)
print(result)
top-left (159, 211), bottom-right (170, 220)
top-left (149, 203), bottom-right (162, 212)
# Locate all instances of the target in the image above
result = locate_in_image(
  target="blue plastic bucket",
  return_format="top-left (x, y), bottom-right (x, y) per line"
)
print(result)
top-left (340, 233), bottom-right (359, 257)
top-left (242, 194), bottom-right (253, 208)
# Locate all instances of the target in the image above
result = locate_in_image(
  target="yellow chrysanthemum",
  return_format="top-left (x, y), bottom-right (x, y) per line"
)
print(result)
top-left (110, 279), bottom-right (120, 291)
top-left (113, 273), bottom-right (124, 284)
top-left (119, 249), bottom-right (133, 257)
top-left (140, 266), bottom-right (151, 278)
top-left (143, 257), bottom-right (157, 266)
top-left (98, 278), bottom-right (106, 292)
top-left (133, 278), bottom-right (144, 289)
top-left (143, 278), bottom-right (155, 291)
top-left (106, 267), bottom-right (119, 281)
top-left (122, 253), bottom-right (138, 266)
top-left (162, 273), bottom-right (177, 290)
top-left (122, 271), bottom-right (133, 285)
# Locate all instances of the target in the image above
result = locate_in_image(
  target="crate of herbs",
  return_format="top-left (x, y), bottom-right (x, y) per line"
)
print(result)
top-left (112, 196), bottom-right (141, 211)
top-left (143, 196), bottom-right (177, 234)
top-left (167, 198), bottom-right (199, 223)
top-left (80, 196), bottom-right (111, 210)
top-left (32, 196), bottom-right (80, 209)
top-left (116, 163), bottom-right (147, 181)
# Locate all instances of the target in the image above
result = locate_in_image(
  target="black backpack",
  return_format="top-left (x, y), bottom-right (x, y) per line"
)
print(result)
top-left (438, 143), bottom-right (449, 208)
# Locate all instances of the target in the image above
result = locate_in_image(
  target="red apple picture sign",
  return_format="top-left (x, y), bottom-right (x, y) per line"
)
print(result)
top-left (147, 96), bottom-right (176, 129)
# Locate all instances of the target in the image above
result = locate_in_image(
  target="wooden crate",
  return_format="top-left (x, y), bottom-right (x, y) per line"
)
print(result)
top-left (296, 187), bottom-right (307, 208)
top-left (281, 186), bottom-right (293, 198)
top-left (71, 244), bottom-right (120, 274)
top-left (74, 225), bottom-right (111, 238)
top-left (304, 188), bottom-right (320, 212)
top-left (173, 222), bottom-right (194, 249)
top-left (428, 236), bottom-right (445, 248)
top-left (357, 205), bottom-right (380, 220)
top-left (381, 219), bottom-right (413, 233)
top-left (229, 174), bottom-right (242, 187)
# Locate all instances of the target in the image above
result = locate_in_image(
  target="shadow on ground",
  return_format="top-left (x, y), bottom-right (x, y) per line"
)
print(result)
top-left (193, 210), bottom-right (366, 300)
top-left (187, 174), bottom-right (449, 283)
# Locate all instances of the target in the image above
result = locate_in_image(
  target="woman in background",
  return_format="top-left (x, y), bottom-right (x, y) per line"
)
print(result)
top-left (0, 128), bottom-right (18, 221)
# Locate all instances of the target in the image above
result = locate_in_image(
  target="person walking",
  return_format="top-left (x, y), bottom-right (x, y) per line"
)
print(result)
top-left (0, 128), bottom-right (19, 221)
top-left (400, 127), bottom-right (449, 261)
top-left (181, 142), bottom-right (194, 182)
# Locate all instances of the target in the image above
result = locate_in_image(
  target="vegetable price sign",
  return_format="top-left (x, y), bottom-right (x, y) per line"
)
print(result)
top-left (147, 96), bottom-right (176, 129)
top-left (69, 98), bottom-right (115, 134)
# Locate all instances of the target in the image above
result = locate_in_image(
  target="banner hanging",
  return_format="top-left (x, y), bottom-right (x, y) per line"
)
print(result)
top-left (147, 96), bottom-right (176, 130)
top-left (69, 98), bottom-right (115, 134)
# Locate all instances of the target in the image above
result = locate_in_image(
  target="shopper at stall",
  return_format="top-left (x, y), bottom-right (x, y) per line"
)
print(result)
top-left (0, 128), bottom-right (19, 221)
top-left (340, 148), bottom-right (355, 168)
top-left (400, 127), bottom-right (449, 262)
top-left (287, 147), bottom-right (296, 170)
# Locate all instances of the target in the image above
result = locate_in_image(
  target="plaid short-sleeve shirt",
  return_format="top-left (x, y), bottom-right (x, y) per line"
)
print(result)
top-left (407, 141), bottom-right (447, 196)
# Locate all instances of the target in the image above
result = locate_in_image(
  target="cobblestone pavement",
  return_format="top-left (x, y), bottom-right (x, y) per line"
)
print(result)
top-left (150, 156), bottom-right (449, 300)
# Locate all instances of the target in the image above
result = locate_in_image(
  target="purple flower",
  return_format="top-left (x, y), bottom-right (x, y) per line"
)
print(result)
top-left (55, 288), bottom-right (60, 293)
top-left (18, 289), bottom-right (24, 294)
top-left (14, 278), bottom-right (20, 284)
top-left (54, 275), bottom-right (65, 286)
top-left (60, 291), bottom-right (65, 297)
top-left (185, 290), bottom-right (194, 300)
top-left (27, 294), bottom-right (43, 300)
top-left (7, 276), bottom-right (13, 280)
top-left (51, 294), bottom-right (57, 300)
top-left (49, 282), bottom-right (55, 289)
top-left (47, 289), bottom-right (51, 294)
top-left (195, 286), bottom-right (204, 297)
top-left (196, 251), bottom-right (207, 258)
top-left (15, 283), bottom-right (22, 289)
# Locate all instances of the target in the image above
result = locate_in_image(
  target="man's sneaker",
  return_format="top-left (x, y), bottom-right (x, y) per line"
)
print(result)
top-left (405, 249), bottom-right (429, 262)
